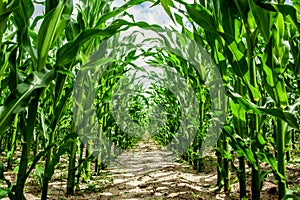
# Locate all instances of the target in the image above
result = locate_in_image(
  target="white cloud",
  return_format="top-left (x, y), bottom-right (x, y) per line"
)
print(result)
top-left (286, 0), bottom-right (293, 5)
top-left (123, 1), bottom-right (193, 31)
top-left (128, 2), bottom-right (173, 25)
top-left (111, 0), bottom-right (178, 29)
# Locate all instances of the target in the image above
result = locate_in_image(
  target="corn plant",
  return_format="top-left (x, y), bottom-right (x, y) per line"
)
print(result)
top-left (159, 0), bottom-right (300, 199)
top-left (0, 0), bottom-right (152, 198)
top-left (0, 0), bottom-right (299, 200)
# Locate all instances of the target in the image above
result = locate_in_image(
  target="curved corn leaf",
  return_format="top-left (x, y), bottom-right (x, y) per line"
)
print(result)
top-left (95, 0), bottom-right (146, 26)
top-left (228, 91), bottom-right (299, 129)
top-left (185, 3), bottom-right (218, 35)
top-left (255, 0), bottom-right (300, 31)
top-left (223, 125), bottom-right (258, 169)
top-left (56, 20), bottom-right (160, 67)
top-left (0, 69), bottom-right (54, 135)
top-left (56, 28), bottom-right (116, 67)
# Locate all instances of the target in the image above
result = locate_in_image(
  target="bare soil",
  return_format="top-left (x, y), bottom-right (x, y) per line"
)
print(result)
top-left (2, 139), bottom-right (300, 200)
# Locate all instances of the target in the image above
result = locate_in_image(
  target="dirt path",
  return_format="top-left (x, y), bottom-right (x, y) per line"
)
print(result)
top-left (97, 139), bottom-right (230, 200)
top-left (2, 137), bottom-right (283, 200)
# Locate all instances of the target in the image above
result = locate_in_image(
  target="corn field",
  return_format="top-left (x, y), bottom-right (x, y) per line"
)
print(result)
top-left (0, 0), bottom-right (300, 199)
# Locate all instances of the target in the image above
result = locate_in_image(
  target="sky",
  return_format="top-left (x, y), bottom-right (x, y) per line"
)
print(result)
top-left (111, 0), bottom-right (173, 26)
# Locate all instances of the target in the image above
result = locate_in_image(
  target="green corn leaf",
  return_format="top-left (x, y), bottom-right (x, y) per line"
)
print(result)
top-left (57, 67), bottom-right (75, 78)
top-left (37, 0), bottom-right (73, 71)
top-left (49, 86), bottom-right (73, 134)
top-left (160, 0), bottom-right (175, 23)
top-left (230, 100), bottom-right (247, 135)
top-left (221, 1), bottom-right (240, 38)
top-left (223, 125), bottom-right (258, 168)
top-left (256, 152), bottom-right (268, 163)
top-left (275, 79), bottom-right (288, 107)
top-left (96, 0), bottom-right (145, 26)
top-left (259, 170), bottom-right (270, 185)
top-left (185, 3), bottom-right (218, 35)
top-left (13, 0), bottom-right (34, 26)
top-left (45, 0), bottom-right (59, 14)
top-left (56, 28), bottom-right (113, 66)
top-left (249, 1), bottom-right (273, 41)
top-left (254, 0), bottom-right (300, 31)
top-left (102, 90), bottom-right (112, 102)
top-left (219, 32), bottom-right (248, 78)
top-left (228, 91), bottom-right (260, 112)
top-left (262, 62), bottom-right (275, 87)
top-left (0, 69), bottom-right (55, 135)
top-left (8, 47), bottom-right (18, 92)
top-left (244, 147), bottom-right (256, 165)
top-left (52, 0), bottom-right (73, 44)
top-left (45, 140), bottom-right (72, 179)
top-left (247, 83), bottom-right (262, 102)
top-left (35, 164), bottom-right (44, 188)
top-left (228, 91), bottom-right (299, 129)
top-left (174, 12), bottom-right (183, 28)
top-left (266, 152), bottom-right (278, 171)
top-left (270, 3), bottom-right (300, 31)
top-left (0, 188), bottom-right (10, 199)
top-left (57, 20), bottom-right (160, 66)
top-left (260, 108), bottom-right (299, 129)
top-left (257, 131), bottom-right (267, 146)
top-left (56, 19), bottom-right (133, 66)
top-left (0, 0), bottom-right (19, 20)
